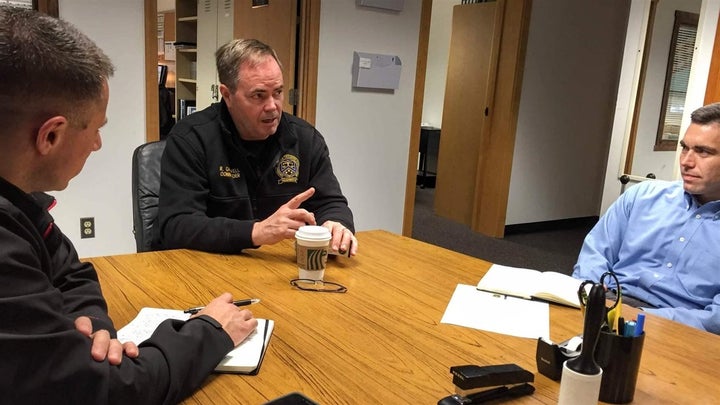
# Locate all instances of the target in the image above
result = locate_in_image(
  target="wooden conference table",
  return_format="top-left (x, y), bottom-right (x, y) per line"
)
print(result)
top-left (86, 230), bottom-right (720, 404)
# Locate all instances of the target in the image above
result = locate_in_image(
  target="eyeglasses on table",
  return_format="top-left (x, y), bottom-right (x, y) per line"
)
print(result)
top-left (290, 278), bottom-right (347, 293)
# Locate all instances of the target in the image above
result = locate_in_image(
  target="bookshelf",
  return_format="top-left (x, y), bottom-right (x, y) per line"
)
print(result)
top-left (174, 0), bottom-right (197, 120)
top-left (174, 0), bottom-right (234, 119)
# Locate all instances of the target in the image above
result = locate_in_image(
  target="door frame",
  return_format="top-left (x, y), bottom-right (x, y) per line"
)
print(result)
top-left (401, 0), bottom-right (432, 237)
top-left (34, 0), bottom-right (59, 16)
top-left (403, 0), bottom-right (531, 238)
top-left (143, 0), bottom-right (320, 142)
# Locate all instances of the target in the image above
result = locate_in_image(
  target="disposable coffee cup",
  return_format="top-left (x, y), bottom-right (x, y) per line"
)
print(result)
top-left (295, 225), bottom-right (331, 281)
top-left (595, 331), bottom-right (645, 404)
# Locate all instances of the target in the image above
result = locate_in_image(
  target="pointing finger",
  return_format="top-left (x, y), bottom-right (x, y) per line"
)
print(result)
top-left (286, 187), bottom-right (315, 209)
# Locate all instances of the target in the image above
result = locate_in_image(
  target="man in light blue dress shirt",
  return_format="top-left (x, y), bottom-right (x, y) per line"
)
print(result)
top-left (573, 103), bottom-right (720, 334)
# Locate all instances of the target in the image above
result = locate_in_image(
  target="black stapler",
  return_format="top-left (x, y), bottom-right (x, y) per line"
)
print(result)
top-left (437, 364), bottom-right (535, 404)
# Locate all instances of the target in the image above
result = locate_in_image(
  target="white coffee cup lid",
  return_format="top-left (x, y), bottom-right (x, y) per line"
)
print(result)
top-left (296, 225), bottom-right (331, 240)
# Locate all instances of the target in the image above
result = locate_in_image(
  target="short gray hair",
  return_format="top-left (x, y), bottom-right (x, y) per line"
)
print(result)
top-left (215, 38), bottom-right (282, 92)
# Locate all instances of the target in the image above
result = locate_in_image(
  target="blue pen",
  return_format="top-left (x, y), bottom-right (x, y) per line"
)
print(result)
top-left (635, 313), bottom-right (645, 336)
top-left (624, 320), bottom-right (637, 337)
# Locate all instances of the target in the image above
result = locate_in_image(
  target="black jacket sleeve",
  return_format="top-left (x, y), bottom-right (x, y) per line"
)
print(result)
top-left (54, 228), bottom-right (116, 333)
top-left (0, 198), bottom-right (234, 405)
top-left (108, 317), bottom-right (233, 405)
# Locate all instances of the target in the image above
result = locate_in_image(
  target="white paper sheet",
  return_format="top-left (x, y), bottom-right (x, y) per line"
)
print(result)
top-left (440, 284), bottom-right (550, 339)
top-left (117, 307), bottom-right (190, 343)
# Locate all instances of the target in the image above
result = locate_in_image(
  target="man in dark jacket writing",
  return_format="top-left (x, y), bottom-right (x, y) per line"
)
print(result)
top-left (0, 7), bottom-right (257, 403)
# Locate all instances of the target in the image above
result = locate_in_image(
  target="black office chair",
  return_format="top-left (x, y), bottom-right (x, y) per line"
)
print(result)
top-left (131, 140), bottom-right (166, 252)
top-left (158, 64), bottom-right (175, 139)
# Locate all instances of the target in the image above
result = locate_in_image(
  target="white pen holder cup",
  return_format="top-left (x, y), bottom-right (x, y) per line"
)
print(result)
top-left (295, 226), bottom-right (331, 281)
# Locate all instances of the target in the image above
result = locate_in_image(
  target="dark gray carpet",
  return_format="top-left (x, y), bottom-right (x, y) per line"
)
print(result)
top-left (411, 187), bottom-right (595, 276)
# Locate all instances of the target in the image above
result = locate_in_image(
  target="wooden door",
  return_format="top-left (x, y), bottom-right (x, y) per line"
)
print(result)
top-left (233, 0), bottom-right (298, 114)
top-left (434, 2), bottom-right (500, 225)
top-left (433, 0), bottom-right (530, 237)
top-left (704, 9), bottom-right (720, 104)
top-left (471, 0), bottom-right (530, 237)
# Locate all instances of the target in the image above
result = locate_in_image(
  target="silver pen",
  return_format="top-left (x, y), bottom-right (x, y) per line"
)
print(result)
top-left (184, 298), bottom-right (260, 315)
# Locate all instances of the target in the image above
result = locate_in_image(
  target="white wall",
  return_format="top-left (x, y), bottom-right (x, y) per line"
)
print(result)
top-left (315, 0), bottom-right (421, 234)
top-left (505, 0), bottom-right (629, 224)
top-left (52, 0), bottom-right (145, 258)
top-left (631, 0), bottom-right (701, 181)
top-left (420, 0), bottom-right (458, 128)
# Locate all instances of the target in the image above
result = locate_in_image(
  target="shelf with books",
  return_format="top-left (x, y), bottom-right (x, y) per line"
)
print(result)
top-left (174, 0), bottom-right (198, 122)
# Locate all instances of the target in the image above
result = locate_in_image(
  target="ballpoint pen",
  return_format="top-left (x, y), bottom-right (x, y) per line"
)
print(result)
top-left (184, 298), bottom-right (260, 315)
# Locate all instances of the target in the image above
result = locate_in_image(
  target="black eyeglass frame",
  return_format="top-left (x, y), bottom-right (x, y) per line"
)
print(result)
top-left (290, 278), bottom-right (347, 293)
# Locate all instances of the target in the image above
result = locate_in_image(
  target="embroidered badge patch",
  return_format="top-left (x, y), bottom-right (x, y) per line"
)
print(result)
top-left (276, 154), bottom-right (299, 184)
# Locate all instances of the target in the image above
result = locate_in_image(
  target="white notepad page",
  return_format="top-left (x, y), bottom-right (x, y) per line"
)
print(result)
top-left (118, 307), bottom-right (273, 374)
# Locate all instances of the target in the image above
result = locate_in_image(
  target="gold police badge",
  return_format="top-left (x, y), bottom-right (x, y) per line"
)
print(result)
top-left (276, 154), bottom-right (299, 184)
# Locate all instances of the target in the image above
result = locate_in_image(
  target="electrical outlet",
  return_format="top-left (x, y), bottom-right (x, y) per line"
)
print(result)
top-left (80, 217), bottom-right (95, 239)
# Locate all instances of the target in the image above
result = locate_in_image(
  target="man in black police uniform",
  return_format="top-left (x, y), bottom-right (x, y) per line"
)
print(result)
top-left (153, 38), bottom-right (359, 256)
